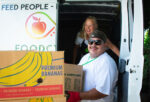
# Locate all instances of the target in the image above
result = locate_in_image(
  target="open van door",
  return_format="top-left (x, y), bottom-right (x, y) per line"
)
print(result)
top-left (119, 0), bottom-right (144, 102)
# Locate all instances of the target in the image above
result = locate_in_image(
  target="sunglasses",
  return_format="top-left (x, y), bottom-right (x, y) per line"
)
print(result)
top-left (88, 39), bottom-right (104, 45)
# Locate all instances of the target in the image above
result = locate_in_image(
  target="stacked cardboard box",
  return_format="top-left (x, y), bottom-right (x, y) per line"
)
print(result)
top-left (0, 96), bottom-right (66, 102)
top-left (0, 51), bottom-right (83, 102)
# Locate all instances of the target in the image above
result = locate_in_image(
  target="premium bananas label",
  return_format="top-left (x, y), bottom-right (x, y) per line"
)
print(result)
top-left (0, 51), bottom-right (64, 99)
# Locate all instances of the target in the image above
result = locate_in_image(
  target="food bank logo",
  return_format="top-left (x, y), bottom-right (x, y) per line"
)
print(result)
top-left (25, 12), bottom-right (56, 39)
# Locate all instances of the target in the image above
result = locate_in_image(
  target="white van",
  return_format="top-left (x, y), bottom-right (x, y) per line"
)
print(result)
top-left (58, 0), bottom-right (144, 102)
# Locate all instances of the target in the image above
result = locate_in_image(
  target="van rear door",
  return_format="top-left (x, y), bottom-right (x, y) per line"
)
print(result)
top-left (119, 0), bottom-right (144, 102)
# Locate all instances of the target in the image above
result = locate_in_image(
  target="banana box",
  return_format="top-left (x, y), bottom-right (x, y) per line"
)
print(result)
top-left (0, 95), bottom-right (66, 102)
top-left (0, 51), bottom-right (64, 100)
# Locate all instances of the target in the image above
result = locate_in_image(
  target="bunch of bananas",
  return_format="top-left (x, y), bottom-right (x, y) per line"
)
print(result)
top-left (0, 52), bottom-right (52, 87)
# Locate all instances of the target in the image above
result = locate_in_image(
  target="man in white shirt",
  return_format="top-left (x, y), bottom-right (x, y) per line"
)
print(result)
top-left (67, 30), bottom-right (118, 102)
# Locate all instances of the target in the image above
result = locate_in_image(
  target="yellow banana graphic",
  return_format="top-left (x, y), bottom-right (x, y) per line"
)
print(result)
top-left (0, 52), bottom-right (52, 87)
top-left (25, 52), bottom-right (52, 86)
top-left (0, 52), bottom-right (33, 78)
top-left (0, 52), bottom-right (41, 86)
top-left (29, 97), bottom-right (53, 102)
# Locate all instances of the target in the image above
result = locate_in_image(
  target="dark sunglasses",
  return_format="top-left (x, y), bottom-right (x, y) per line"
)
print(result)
top-left (88, 39), bottom-right (103, 45)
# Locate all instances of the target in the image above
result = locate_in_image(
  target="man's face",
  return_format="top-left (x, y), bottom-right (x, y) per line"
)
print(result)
top-left (84, 19), bottom-right (96, 36)
top-left (88, 38), bottom-right (106, 58)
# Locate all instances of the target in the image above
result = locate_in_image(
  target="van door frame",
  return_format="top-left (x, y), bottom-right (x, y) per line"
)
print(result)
top-left (119, 0), bottom-right (144, 102)
top-left (127, 0), bottom-right (144, 102)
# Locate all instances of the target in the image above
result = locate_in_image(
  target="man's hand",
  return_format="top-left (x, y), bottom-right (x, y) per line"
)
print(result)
top-left (66, 91), bottom-right (81, 102)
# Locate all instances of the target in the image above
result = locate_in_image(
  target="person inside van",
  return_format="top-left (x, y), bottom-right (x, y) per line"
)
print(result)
top-left (73, 16), bottom-right (120, 64)
top-left (67, 30), bottom-right (118, 102)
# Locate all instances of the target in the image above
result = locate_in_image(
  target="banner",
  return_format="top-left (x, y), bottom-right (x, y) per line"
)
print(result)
top-left (0, 0), bottom-right (57, 51)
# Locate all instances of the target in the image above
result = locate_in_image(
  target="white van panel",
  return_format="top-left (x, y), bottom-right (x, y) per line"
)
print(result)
top-left (119, 0), bottom-right (144, 102)
top-left (127, 0), bottom-right (144, 102)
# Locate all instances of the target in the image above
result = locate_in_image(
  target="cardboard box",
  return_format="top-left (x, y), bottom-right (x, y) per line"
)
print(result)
top-left (64, 64), bottom-right (83, 92)
top-left (0, 51), bottom-right (83, 101)
top-left (0, 95), bottom-right (66, 102)
top-left (0, 51), bottom-right (64, 100)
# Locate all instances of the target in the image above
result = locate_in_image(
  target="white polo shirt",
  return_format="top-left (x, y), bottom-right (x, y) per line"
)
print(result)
top-left (79, 52), bottom-right (118, 102)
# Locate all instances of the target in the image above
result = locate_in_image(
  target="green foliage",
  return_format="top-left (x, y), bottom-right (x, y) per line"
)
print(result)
top-left (142, 29), bottom-right (150, 92)
top-left (143, 29), bottom-right (150, 80)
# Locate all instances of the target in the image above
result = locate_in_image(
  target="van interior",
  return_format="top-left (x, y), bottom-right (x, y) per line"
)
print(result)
top-left (58, 0), bottom-right (121, 64)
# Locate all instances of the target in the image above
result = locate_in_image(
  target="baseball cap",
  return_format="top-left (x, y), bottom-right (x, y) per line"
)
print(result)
top-left (89, 30), bottom-right (107, 43)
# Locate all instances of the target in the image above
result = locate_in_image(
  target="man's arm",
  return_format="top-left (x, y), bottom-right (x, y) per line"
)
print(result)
top-left (80, 88), bottom-right (108, 100)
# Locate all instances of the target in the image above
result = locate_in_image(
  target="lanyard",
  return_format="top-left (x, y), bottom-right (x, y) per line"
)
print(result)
top-left (82, 56), bottom-right (97, 66)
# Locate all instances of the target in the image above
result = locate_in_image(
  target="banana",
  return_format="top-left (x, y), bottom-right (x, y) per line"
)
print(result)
top-left (0, 52), bottom-right (41, 86)
top-left (29, 97), bottom-right (53, 102)
top-left (24, 52), bottom-right (52, 86)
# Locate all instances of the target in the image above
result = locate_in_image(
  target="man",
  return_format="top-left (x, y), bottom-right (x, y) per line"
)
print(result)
top-left (68, 30), bottom-right (118, 102)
